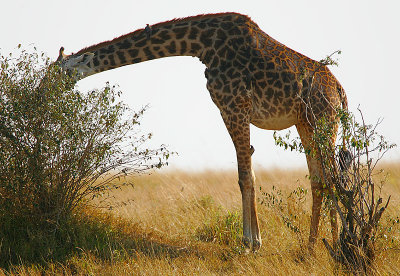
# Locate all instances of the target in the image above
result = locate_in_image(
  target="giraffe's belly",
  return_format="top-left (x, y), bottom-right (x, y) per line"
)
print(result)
top-left (250, 109), bottom-right (297, 131)
top-left (250, 116), bottom-right (296, 130)
top-left (249, 84), bottom-right (300, 130)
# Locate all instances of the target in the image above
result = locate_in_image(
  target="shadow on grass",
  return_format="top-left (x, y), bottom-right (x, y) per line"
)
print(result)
top-left (0, 208), bottom-right (200, 271)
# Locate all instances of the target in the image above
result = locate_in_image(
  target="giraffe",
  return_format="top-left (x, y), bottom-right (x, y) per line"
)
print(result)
top-left (55, 12), bottom-right (348, 252)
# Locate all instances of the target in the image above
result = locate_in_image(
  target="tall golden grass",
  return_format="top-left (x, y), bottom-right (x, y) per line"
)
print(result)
top-left (2, 163), bottom-right (399, 275)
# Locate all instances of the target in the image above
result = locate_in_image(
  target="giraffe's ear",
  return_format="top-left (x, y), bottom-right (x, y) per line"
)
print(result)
top-left (69, 52), bottom-right (94, 67)
top-left (80, 52), bottom-right (95, 65)
top-left (62, 52), bottom-right (95, 76)
top-left (63, 52), bottom-right (94, 74)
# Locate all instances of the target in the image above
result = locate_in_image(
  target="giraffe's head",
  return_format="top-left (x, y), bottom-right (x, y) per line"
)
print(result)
top-left (56, 47), bottom-right (95, 80)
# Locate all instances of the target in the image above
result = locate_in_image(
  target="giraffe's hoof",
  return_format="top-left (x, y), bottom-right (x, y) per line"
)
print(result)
top-left (307, 241), bottom-right (316, 256)
top-left (252, 238), bottom-right (262, 252)
top-left (243, 248), bottom-right (251, 255)
top-left (242, 236), bottom-right (251, 249)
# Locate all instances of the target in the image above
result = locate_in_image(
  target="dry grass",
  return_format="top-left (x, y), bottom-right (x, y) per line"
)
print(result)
top-left (2, 164), bottom-right (399, 275)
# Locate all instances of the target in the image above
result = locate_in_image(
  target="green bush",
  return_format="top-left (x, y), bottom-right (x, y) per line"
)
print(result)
top-left (0, 47), bottom-right (169, 266)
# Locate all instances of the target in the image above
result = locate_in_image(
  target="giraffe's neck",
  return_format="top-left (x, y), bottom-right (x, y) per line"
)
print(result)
top-left (71, 13), bottom-right (251, 78)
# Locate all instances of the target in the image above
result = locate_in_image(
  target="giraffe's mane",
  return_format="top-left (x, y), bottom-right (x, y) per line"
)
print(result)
top-left (74, 12), bottom-right (250, 55)
top-left (151, 12), bottom-right (249, 28)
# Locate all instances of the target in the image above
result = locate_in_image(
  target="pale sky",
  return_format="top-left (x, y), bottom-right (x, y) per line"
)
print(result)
top-left (2, 0), bottom-right (400, 170)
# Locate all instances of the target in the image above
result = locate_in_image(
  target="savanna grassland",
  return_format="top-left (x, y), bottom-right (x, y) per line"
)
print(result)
top-left (2, 164), bottom-right (400, 275)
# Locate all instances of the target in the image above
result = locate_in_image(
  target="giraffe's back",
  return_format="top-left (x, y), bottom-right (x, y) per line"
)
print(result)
top-left (242, 18), bottom-right (345, 130)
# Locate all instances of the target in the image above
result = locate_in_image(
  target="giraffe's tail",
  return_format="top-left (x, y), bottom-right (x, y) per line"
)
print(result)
top-left (336, 82), bottom-right (352, 172)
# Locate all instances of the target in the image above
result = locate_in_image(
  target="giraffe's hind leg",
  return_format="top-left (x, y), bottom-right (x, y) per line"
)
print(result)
top-left (220, 112), bottom-right (261, 251)
top-left (296, 123), bottom-right (339, 252)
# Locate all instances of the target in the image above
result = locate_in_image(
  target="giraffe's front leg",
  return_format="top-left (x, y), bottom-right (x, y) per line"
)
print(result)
top-left (239, 167), bottom-right (261, 251)
top-left (238, 169), bottom-right (254, 249)
top-left (220, 112), bottom-right (261, 252)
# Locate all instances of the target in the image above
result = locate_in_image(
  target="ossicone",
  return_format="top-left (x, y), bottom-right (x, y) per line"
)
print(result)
top-left (57, 47), bottom-right (66, 62)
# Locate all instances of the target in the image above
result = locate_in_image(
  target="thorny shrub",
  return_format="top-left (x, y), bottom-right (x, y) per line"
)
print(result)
top-left (0, 47), bottom-right (170, 260)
